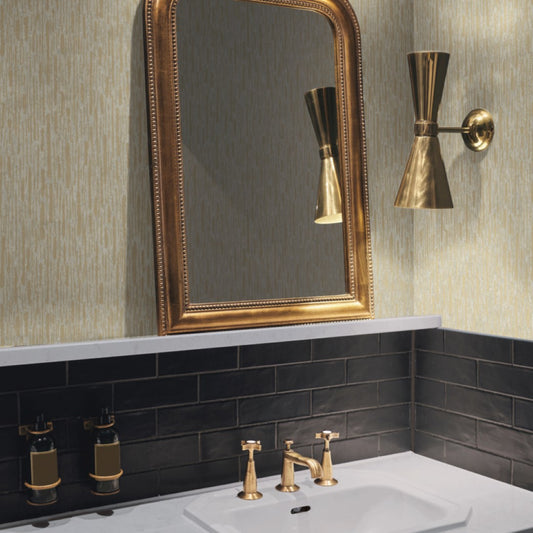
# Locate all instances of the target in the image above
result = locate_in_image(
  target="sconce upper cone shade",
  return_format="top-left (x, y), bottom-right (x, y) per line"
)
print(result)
top-left (395, 51), bottom-right (453, 209)
top-left (305, 87), bottom-right (343, 224)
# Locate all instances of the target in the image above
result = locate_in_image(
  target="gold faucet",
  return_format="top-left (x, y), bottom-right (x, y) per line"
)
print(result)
top-left (275, 439), bottom-right (323, 492)
top-left (238, 440), bottom-right (262, 500)
top-left (314, 430), bottom-right (339, 486)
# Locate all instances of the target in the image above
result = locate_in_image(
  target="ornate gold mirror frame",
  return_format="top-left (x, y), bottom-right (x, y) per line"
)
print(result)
top-left (144, 0), bottom-right (373, 334)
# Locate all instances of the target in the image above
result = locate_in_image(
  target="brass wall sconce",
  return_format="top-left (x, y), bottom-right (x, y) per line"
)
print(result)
top-left (305, 87), bottom-right (343, 223)
top-left (394, 51), bottom-right (495, 209)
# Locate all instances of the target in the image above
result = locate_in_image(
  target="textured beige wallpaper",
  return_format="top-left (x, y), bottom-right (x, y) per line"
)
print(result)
top-left (412, 0), bottom-right (533, 340)
top-left (3, 0), bottom-right (528, 346)
top-left (0, 0), bottom-right (156, 346)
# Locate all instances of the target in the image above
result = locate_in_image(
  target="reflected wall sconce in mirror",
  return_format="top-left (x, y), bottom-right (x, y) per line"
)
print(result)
top-left (394, 51), bottom-right (495, 209)
top-left (305, 87), bottom-right (343, 223)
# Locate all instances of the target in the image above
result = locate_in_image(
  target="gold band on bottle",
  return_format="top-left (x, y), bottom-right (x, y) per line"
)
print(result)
top-left (89, 469), bottom-right (123, 481)
top-left (24, 478), bottom-right (61, 491)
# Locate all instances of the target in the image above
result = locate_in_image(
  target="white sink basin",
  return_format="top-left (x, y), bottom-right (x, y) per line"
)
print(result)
top-left (184, 467), bottom-right (471, 533)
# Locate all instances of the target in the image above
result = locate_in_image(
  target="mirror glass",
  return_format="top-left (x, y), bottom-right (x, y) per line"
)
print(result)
top-left (177, 0), bottom-right (345, 303)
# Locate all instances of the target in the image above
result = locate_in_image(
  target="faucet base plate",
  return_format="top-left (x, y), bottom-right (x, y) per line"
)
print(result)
top-left (315, 477), bottom-right (338, 486)
top-left (275, 483), bottom-right (299, 492)
top-left (238, 490), bottom-right (262, 500)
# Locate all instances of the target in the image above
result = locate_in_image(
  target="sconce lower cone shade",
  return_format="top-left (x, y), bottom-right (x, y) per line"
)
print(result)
top-left (305, 87), bottom-right (343, 224)
top-left (394, 136), bottom-right (453, 209)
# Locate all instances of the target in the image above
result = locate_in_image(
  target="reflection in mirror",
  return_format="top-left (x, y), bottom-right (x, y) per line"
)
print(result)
top-left (177, 0), bottom-right (344, 303)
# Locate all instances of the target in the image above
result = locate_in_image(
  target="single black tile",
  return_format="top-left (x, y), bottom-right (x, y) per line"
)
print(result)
top-left (347, 353), bottom-right (410, 383)
top-left (200, 368), bottom-right (275, 401)
top-left (0, 426), bottom-right (25, 459)
top-left (20, 385), bottom-right (112, 421)
top-left (0, 394), bottom-right (18, 427)
top-left (312, 334), bottom-right (379, 360)
top-left (379, 430), bottom-right (411, 455)
top-left (159, 346), bottom-right (238, 375)
top-left (278, 414), bottom-right (345, 447)
top-left (240, 392), bottom-right (309, 425)
top-left (115, 375), bottom-right (197, 411)
top-left (416, 351), bottom-right (477, 386)
top-left (114, 410), bottom-right (157, 442)
top-left (0, 492), bottom-right (27, 525)
top-left (58, 449), bottom-right (88, 484)
top-left (277, 360), bottom-right (344, 392)
top-left (347, 405), bottom-right (409, 437)
top-left (313, 435), bottom-right (378, 465)
top-left (478, 421), bottom-right (533, 463)
top-left (513, 461), bottom-right (533, 491)
top-left (415, 329), bottom-right (444, 352)
top-left (446, 385), bottom-right (512, 424)
top-left (68, 354), bottom-right (156, 385)
top-left (240, 340), bottom-right (310, 367)
top-left (159, 401), bottom-right (236, 435)
top-left (160, 458), bottom-right (239, 494)
top-left (378, 379), bottom-right (410, 405)
top-left (0, 459), bottom-right (19, 492)
top-left (416, 406), bottom-right (476, 445)
top-left (515, 400), bottom-right (533, 432)
top-left (414, 431), bottom-right (445, 460)
top-left (380, 331), bottom-right (412, 354)
top-left (515, 340), bottom-right (533, 368)
top-left (445, 330), bottom-right (512, 363)
top-left (479, 363), bottom-right (533, 399)
top-left (121, 434), bottom-right (198, 472)
top-left (312, 383), bottom-right (377, 415)
top-left (0, 362), bottom-right (66, 394)
top-left (415, 378), bottom-right (445, 408)
top-left (200, 424), bottom-right (276, 461)
top-left (445, 441), bottom-right (511, 483)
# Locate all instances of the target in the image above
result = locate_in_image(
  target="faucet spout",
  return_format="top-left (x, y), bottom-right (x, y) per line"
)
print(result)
top-left (276, 440), bottom-right (323, 492)
top-left (285, 450), bottom-right (323, 479)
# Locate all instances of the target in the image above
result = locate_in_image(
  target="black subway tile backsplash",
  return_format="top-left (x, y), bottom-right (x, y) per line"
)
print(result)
top-left (445, 384), bottom-right (512, 424)
top-left (479, 362), bottom-right (533, 399)
top-left (115, 375), bottom-right (197, 411)
top-left (444, 330), bottom-right (512, 363)
top-left (515, 339), bottom-right (533, 368)
top-left (0, 394), bottom-right (18, 427)
top-left (239, 392), bottom-right (309, 425)
top-left (312, 333), bottom-right (378, 360)
top-left (158, 347), bottom-right (238, 376)
top-left (200, 424), bottom-right (276, 462)
top-left (312, 383), bottom-right (377, 414)
top-left (416, 406), bottom-right (476, 445)
top-left (68, 354), bottom-right (156, 384)
top-left (347, 405), bottom-right (410, 437)
top-left (159, 401), bottom-right (237, 436)
top-left (347, 353), bottom-right (410, 383)
top-left (444, 441), bottom-right (512, 484)
top-left (477, 421), bottom-right (533, 464)
top-left (0, 326), bottom-right (531, 528)
top-left (277, 360), bottom-right (345, 392)
top-left (0, 362), bottom-right (66, 394)
top-left (416, 351), bottom-right (477, 386)
top-left (515, 400), bottom-right (533, 432)
top-left (200, 368), bottom-right (275, 401)
top-left (240, 340), bottom-right (310, 367)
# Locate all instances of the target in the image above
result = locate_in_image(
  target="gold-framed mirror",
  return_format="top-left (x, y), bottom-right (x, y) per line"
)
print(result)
top-left (144, 0), bottom-right (373, 334)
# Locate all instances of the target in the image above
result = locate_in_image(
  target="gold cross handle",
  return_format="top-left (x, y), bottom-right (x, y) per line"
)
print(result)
top-left (314, 430), bottom-right (339, 486)
top-left (238, 440), bottom-right (262, 500)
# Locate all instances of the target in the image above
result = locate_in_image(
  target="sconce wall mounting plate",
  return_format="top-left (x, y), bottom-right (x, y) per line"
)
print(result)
top-left (395, 51), bottom-right (495, 209)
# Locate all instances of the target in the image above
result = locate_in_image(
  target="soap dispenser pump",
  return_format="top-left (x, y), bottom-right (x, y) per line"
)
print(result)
top-left (24, 414), bottom-right (61, 506)
top-left (88, 408), bottom-right (123, 495)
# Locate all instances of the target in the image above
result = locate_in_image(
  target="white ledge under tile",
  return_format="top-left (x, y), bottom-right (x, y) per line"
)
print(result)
top-left (0, 315), bottom-right (441, 368)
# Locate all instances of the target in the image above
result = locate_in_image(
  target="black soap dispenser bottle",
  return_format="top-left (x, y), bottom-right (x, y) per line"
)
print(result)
top-left (89, 408), bottom-right (123, 495)
top-left (24, 414), bottom-right (61, 506)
